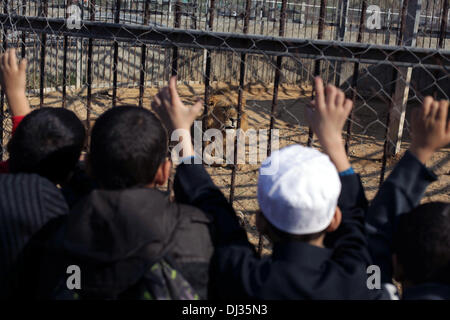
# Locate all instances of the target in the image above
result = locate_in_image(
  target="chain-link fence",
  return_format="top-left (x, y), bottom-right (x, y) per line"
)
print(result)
top-left (0, 0), bottom-right (449, 252)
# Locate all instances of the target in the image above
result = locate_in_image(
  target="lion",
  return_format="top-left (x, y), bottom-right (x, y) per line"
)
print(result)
top-left (205, 94), bottom-right (248, 132)
top-left (201, 92), bottom-right (249, 169)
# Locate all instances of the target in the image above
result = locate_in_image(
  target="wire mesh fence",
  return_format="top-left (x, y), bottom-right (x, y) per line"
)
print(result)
top-left (0, 0), bottom-right (449, 252)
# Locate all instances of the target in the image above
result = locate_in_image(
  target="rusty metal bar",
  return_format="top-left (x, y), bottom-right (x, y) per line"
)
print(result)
top-left (307, 0), bottom-right (327, 147)
top-left (334, 0), bottom-right (349, 86)
top-left (229, 0), bottom-right (251, 206)
top-left (202, 0), bottom-right (216, 134)
top-left (172, 0), bottom-right (182, 76)
top-left (380, 0), bottom-right (410, 187)
top-left (112, 0), bottom-right (121, 108)
top-left (345, 0), bottom-right (367, 153)
top-left (86, 0), bottom-right (95, 135)
top-left (267, 0), bottom-right (287, 157)
top-left (39, 0), bottom-right (48, 109)
top-left (139, 0), bottom-right (151, 108)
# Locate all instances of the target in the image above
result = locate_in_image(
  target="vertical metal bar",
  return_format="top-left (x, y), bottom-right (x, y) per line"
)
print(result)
top-left (307, 0), bottom-right (327, 147)
top-left (229, 0), bottom-right (251, 205)
top-left (21, 0), bottom-right (26, 58)
top-left (112, 0), bottom-right (121, 108)
top-left (172, 0), bottom-right (182, 76)
top-left (62, 1), bottom-right (69, 108)
top-left (267, 0), bottom-right (287, 157)
top-left (202, 0), bottom-right (216, 132)
top-left (39, 0), bottom-right (48, 109)
top-left (334, 0), bottom-right (349, 86)
top-left (380, 0), bottom-right (410, 186)
top-left (139, 0), bottom-right (151, 108)
top-left (439, 0), bottom-right (448, 49)
top-left (86, 0), bottom-right (95, 136)
top-left (345, 0), bottom-right (367, 153)
top-left (259, 0), bottom-right (288, 256)
top-left (1, 0), bottom-right (8, 160)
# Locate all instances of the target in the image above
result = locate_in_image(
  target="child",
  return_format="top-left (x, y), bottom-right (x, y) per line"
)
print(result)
top-left (153, 76), bottom-right (389, 299)
top-left (0, 48), bottom-right (85, 297)
top-left (34, 95), bottom-right (214, 299)
top-left (367, 97), bottom-right (450, 299)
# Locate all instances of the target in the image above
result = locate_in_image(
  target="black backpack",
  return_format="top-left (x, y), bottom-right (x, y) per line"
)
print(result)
top-left (53, 254), bottom-right (200, 300)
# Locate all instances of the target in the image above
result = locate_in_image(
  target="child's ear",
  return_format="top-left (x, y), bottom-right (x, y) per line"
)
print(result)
top-left (153, 159), bottom-right (172, 186)
top-left (326, 207), bottom-right (342, 233)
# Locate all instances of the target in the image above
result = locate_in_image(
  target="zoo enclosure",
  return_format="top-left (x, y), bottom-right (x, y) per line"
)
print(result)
top-left (0, 0), bottom-right (449, 251)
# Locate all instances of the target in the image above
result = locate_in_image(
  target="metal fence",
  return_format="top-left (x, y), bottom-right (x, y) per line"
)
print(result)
top-left (0, 0), bottom-right (449, 251)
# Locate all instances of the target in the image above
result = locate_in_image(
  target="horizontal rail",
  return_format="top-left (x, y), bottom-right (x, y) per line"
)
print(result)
top-left (1, 14), bottom-right (449, 69)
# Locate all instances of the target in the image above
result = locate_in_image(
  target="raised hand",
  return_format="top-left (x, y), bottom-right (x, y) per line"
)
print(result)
top-left (410, 97), bottom-right (450, 164)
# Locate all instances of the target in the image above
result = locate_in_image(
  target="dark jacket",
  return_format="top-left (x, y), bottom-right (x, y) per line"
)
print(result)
top-left (366, 151), bottom-right (450, 300)
top-left (0, 174), bottom-right (68, 298)
top-left (32, 185), bottom-right (214, 299)
top-left (174, 163), bottom-right (388, 300)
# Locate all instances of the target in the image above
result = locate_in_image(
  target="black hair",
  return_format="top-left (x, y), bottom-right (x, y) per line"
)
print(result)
top-left (8, 107), bottom-right (85, 184)
top-left (259, 213), bottom-right (325, 243)
top-left (89, 105), bottom-right (168, 190)
top-left (394, 202), bottom-right (450, 285)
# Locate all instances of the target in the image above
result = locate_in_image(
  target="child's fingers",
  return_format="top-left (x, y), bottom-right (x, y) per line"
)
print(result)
top-left (335, 90), bottom-right (345, 109)
top-left (191, 99), bottom-right (203, 117)
top-left (430, 101), bottom-right (440, 120)
top-left (436, 100), bottom-right (448, 123)
top-left (422, 96), bottom-right (434, 119)
top-left (152, 94), bottom-right (162, 109)
top-left (325, 85), bottom-right (337, 109)
top-left (168, 75), bottom-right (180, 103)
top-left (343, 99), bottom-right (353, 115)
top-left (1, 52), bottom-right (9, 70)
top-left (7, 49), bottom-right (16, 70)
top-left (160, 87), bottom-right (171, 105)
top-left (314, 77), bottom-right (326, 110)
top-left (19, 58), bottom-right (27, 73)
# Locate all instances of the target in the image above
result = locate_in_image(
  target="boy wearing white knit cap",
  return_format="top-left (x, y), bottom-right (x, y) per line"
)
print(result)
top-left (209, 77), bottom-right (389, 300)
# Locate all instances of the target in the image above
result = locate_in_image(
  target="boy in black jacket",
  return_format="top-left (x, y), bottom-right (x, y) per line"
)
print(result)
top-left (154, 76), bottom-right (388, 300)
top-left (29, 84), bottom-right (214, 299)
top-left (367, 97), bottom-right (450, 299)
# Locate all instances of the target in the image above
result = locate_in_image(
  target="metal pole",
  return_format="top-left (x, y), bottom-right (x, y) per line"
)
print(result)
top-left (112, 0), bottom-right (121, 108)
top-left (229, 0), bottom-right (251, 205)
top-left (307, 0), bottom-right (327, 147)
top-left (139, 0), bottom-right (151, 108)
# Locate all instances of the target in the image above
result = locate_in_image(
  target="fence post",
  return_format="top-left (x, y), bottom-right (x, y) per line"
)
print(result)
top-left (307, 0), bottom-right (327, 147)
top-left (112, 0), bottom-right (121, 108)
top-left (334, 0), bottom-right (349, 87)
top-left (386, 0), bottom-right (421, 156)
top-left (229, 0), bottom-right (251, 205)
top-left (345, 0), bottom-right (367, 154)
top-left (86, 0), bottom-right (95, 135)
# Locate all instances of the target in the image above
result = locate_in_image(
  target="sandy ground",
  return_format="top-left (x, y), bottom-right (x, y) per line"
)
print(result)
top-left (4, 83), bottom-right (447, 254)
